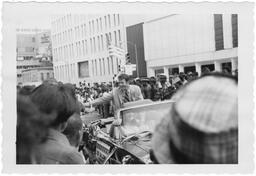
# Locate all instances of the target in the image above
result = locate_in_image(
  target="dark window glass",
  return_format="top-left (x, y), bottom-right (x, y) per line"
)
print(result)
top-left (232, 14), bottom-right (238, 47)
top-left (214, 14), bottom-right (224, 51)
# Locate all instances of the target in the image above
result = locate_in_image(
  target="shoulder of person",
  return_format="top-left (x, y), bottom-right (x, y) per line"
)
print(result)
top-left (129, 84), bottom-right (140, 90)
top-left (64, 147), bottom-right (85, 164)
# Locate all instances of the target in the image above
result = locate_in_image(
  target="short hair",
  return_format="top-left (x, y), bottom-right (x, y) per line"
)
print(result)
top-left (30, 83), bottom-right (79, 127)
top-left (17, 95), bottom-right (49, 163)
top-left (118, 74), bottom-right (130, 82)
top-left (63, 113), bottom-right (83, 147)
top-left (18, 85), bottom-right (35, 96)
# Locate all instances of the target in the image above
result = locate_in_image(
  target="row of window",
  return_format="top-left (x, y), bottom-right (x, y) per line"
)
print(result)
top-left (53, 30), bottom-right (122, 62)
top-left (214, 14), bottom-right (238, 51)
top-left (22, 71), bottom-right (53, 82)
top-left (54, 64), bottom-right (77, 83)
top-left (52, 14), bottom-right (121, 45)
top-left (91, 57), bottom-right (120, 77)
top-left (54, 57), bottom-right (120, 81)
top-left (17, 65), bottom-right (40, 69)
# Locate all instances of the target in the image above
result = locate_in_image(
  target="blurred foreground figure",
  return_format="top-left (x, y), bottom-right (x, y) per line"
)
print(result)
top-left (152, 73), bottom-right (238, 164)
top-left (16, 95), bottom-right (49, 164)
top-left (31, 83), bottom-right (85, 164)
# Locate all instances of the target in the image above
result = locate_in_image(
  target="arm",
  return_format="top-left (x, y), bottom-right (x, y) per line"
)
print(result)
top-left (135, 86), bottom-right (144, 100)
top-left (90, 91), bottom-right (114, 107)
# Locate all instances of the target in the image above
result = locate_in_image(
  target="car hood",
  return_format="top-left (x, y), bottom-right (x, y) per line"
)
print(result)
top-left (122, 132), bottom-right (152, 161)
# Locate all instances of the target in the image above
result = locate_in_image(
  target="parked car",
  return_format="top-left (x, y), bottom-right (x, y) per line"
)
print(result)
top-left (81, 99), bottom-right (174, 164)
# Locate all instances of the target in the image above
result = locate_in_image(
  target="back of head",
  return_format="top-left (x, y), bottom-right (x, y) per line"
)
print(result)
top-left (63, 113), bottom-right (83, 147)
top-left (17, 95), bottom-right (49, 164)
top-left (152, 72), bottom-right (238, 164)
top-left (118, 74), bottom-right (130, 82)
top-left (18, 85), bottom-right (35, 96)
top-left (30, 82), bottom-right (79, 127)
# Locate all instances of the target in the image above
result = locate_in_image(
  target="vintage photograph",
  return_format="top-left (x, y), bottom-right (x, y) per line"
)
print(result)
top-left (16, 12), bottom-right (238, 164)
top-left (1, 1), bottom-right (254, 174)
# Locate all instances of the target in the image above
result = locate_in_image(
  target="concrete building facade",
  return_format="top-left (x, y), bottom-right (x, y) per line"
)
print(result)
top-left (143, 14), bottom-right (238, 80)
top-left (51, 14), bottom-right (127, 84)
top-left (22, 67), bottom-right (54, 86)
top-left (16, 29), bottom-right (53, 85)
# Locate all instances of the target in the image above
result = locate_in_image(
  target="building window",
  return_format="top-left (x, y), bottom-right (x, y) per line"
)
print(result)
top-left (214, 14), bottom-right (224, 51)
top-left (98, 36), bottom-right (100, 51)
top-left (105, 34), bottom-right (109, 48)
top-left (99, 58), bottom-right (102, 76)
top-left (232, 14), bottom-right (238, 48)
top-left (101, 35), bottom-right (104, 50)
top-left (41, 73), bottom-right (44, 81)
top-left (109, 32), bottom-right (112, 43)
top-left (155, 69), bottom-right (164, 76)
top-left (78, 61), bottom-right (89, 78)
top-left (90, 39), bottom-right (93, 53)
top-left (82, 40), bottom-right (85, 56)
top-left (47, 72), bottom-right (50, 79)
top-left (104, 16), bottom-right (107, 29)
top-left (111, 57), bottom-right (114, 74)
top-left (92, 60), bottom-right (94, 76)
top-left (84, 24), bottom-right (86, 37)
top-left (114, 31), bottom-right (117, 46)
top-left (92, 20), bottom-right (95, 34)
top-left (96, 19), bottom-right (99, 32)
top-left (113, 14), bottom-right (116, 26)
top-left (93, 37), bottom-right (96, 53)
top-left (95, 59), bottom-right (98, 76)
top-left (89, 21), bottom-right (91, 35)
top-left (107, 57), bottom-right (110, 74)
top-left (108, 15), bottom-right (111, 28)
top-left (100, 18), bottom-right (102, 31)
top-left (85, 40), bottom-right (88, 54)
top-left (117, 14), bottom-right (120, 26)
top-left (102, 58), bottom-right (105, 75)
top-left (118, 30), bottom-right (121, 45)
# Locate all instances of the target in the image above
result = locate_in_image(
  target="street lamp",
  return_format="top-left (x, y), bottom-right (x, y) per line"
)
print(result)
top-left (120, 40), bottom-right (139, 77)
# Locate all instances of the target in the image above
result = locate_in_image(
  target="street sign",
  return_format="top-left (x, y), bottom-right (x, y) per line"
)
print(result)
top-left (108, 44), bottom-right (125, 58)
top-left (124, 64), bottom-right (136, 75)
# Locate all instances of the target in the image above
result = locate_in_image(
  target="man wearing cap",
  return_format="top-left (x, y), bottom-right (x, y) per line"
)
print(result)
top-left (151, 73), bottom-right (238, 164)
top-left (84, 74), bottom-right (143, 116)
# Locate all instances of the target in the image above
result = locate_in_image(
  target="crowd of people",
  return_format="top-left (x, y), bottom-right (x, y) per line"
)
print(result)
top-left (16, 66), bottom-right (238, 164)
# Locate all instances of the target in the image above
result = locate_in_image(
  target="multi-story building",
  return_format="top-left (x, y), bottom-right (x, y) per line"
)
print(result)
top-left (16, 29), bottom-right (53, 85)
top-left (21, 67), bottom-right (54, 86)
top-left (51, 14), bottom-right (127, 84)
top-left (143, 14), bottom-right (238, 79)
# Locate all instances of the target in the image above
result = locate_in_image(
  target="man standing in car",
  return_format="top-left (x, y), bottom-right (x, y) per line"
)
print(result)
top-left (84, 74), bottom-right (144, 116)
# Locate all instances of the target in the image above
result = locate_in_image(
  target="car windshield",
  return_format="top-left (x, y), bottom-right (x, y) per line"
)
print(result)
top-left (120, 101), bottom-right (173, 136)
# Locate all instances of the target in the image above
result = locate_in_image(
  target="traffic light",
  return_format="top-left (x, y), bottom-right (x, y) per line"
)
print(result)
top-left (125, 53), bottom-right (131, 64)
top-left (118, 65), bottom-right (121, 72)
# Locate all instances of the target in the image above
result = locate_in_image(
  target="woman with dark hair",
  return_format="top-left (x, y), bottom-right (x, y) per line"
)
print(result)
top-left (30, 83), bottom-right (85, 164)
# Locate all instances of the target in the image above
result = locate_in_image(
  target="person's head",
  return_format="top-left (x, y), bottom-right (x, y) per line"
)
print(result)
top-left (223, 66), bottom-right (231, 74)
top-left (152, 72), bottom-right (238, 164)
top-left (118, 74), bottom-right (130, 89)
top-left (30, 83), bottom-right (80, 132)
top-left (17, 95), bottom-right (49, 164)
top-left (63, 113), bottom-right (83, 147)
top-left (18, 85), bottom-right (35, 96)
top-left (201, 67), bottom-right (211, 75)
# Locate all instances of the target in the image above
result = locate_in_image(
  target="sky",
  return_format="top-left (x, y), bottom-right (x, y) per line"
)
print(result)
top-left (6, 3), bottom-right (167, 30)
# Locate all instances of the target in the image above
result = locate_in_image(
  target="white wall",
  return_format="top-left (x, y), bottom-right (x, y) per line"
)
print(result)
top-left (144, 14), bottom-right (215, 63)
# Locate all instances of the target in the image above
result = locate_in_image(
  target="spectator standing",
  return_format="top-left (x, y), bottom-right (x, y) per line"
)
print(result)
top-left (31, 83), bottom-right (85, 164)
